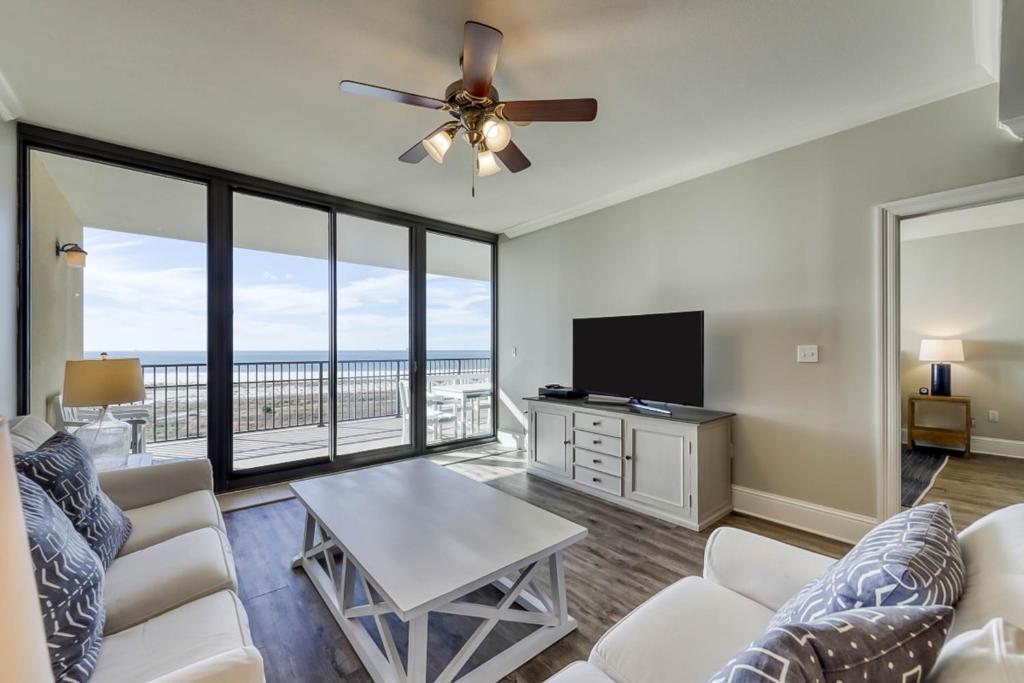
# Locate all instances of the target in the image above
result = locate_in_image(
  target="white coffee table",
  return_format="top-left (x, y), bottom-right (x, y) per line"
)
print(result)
top-left (290, 459), bottom-right (587, 683)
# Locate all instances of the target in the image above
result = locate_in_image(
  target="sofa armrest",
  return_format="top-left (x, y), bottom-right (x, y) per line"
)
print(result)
top-left (147, 647), bottom-right (264, 683)
top-left (703, 527), bottom-right (836, 611)
top-left (98, 459), bottom-right (214, 510)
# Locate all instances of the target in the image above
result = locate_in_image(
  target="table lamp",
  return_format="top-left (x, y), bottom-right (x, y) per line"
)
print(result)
top-left (919, 339), bottom-right (964, 397)
top-left (63, 354), bottom-right (145, 463)
top-left (0, 418), bottom-right (55, 682)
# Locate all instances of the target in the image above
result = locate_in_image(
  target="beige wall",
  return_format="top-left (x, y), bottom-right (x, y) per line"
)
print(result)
top-left (498, 85), bottom-right (1024, 518)
top-left (0, 120), bottom-right (15, 418)
top-left (29, 156), bottom-right (83, 418)
top-left (901, 223), bottom-right (1024, 442)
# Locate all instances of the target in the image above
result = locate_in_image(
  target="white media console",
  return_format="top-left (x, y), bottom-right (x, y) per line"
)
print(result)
top-left (525, 396), bottom-right (735, 530)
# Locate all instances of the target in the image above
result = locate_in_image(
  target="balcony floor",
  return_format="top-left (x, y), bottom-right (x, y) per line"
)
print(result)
top-left (148, 412), bottom-right (492, 470)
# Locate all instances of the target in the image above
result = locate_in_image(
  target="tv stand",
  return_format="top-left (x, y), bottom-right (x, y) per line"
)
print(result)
top-left (585, 395), bottom-right (672, 416)
top-left (525, 396), bottom-right (735, 531)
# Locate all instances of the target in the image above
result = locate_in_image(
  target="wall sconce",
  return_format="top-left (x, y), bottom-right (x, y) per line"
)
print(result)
top-left (56, 241), bottom-right (87, 268)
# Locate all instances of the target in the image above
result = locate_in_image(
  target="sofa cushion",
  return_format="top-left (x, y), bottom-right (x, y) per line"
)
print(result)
top-left (589, 576), bottom-right (773, 683)
top-left (146, 647), bottom-right (265, 683)
top-left (709, 605), bottom-right (953, 683)
top-left (951, 503), bottom-right (1024, 638)
top-left (546, 662), bottom-right (617, 683)
top-left (104, 527), bottom-right (238, 634)
top-left (19, 473), bottom-right (106, 683)
top-left (120, 489), bottom-right (224, 555)
top-left (929, 617), bottom-right (1024, 682)
top-left (92, 590), bottom-right (256, 683)
top-left (16, 431), bottom-right (132, 568)
top-left (770, 502), bottom-right (964, 627)
top-left (9, 414), bottom-right (57, 454)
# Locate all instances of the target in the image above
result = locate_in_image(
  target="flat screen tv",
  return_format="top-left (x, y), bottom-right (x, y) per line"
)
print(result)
top-left (573, 311), bottom-right (704, 408)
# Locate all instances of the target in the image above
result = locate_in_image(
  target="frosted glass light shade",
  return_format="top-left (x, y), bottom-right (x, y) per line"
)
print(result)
top-left (919, 339), bottom-right (964, 362)
top-left (482, 118), bottom-right (511, 152)
top-left (476, 150), bottom-right (502, 177)
top-left (422, 129), bottom-right (454, 164)
top-left (0, 419), bottom-right (54, 682)
top-left (64, 357), bottom-right (145, 407)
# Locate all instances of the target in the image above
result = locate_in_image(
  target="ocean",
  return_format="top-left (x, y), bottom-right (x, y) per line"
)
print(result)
top-left (86, 350), bottom-right (490, 365)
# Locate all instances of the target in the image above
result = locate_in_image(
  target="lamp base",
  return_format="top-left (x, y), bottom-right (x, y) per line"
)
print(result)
top-left (75, 409), bottom-right (131, 467)
top-left (930, 363), bottom-right (952, 397)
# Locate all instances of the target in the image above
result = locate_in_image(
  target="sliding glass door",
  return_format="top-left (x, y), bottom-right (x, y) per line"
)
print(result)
top-left (425, 232), bottom-right (495, 445)
top-left (231, 193), bottom-right (331, 471)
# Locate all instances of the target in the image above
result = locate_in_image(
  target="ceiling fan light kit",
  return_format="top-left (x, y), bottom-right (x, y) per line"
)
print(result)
top-left (339, 20), bottom-right (597, 189)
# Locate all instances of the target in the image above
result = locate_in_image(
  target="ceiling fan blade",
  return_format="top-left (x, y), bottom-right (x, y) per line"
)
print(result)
top-left (339, 80), bottom-right (446, 110)
top-left (495, 141), bottom-right (531, 173)
top-left (462, 21), bottom-right (502, 98)
top-left (498, 98), bottom-right (598, 122)
top-left (398, 123), bottom-right (451, 164)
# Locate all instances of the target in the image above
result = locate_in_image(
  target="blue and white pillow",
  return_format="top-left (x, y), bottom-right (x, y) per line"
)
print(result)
top-left (770, 503), bottom-right (964, 627)
top-left (19, 474), bottom-right (106, 683)
top-left (16, 431), bottom-right (132, 568)
top-left (709, 605), bottom-right (954, 683)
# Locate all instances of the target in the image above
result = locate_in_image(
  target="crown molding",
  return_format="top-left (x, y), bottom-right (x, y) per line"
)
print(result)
top-left (0, 68), bottom-right (23, 121)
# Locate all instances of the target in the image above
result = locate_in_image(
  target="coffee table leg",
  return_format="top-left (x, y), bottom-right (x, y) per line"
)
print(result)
top-left (407, 614), bottom-right (429, 683)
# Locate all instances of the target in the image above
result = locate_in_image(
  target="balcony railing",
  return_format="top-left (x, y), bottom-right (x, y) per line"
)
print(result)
top-left (138, 357), bottom-right (491, 444)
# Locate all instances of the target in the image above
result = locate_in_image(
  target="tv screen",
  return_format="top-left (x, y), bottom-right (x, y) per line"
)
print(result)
top-left (573, 311), bottom-right (704, 407)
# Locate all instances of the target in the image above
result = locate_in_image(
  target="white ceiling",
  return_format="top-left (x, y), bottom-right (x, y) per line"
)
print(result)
top-left (902, 196), bottom-right (1024, 241)
top-left (1, 1), bottom-right (999, 237)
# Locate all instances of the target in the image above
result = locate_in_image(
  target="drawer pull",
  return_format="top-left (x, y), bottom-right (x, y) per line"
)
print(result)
top-left (592, 477), bottom-right (601, 483)
top-left (592, 421), bottom-right (601, 426)
top-left (563, 440), bottom-right (570, 445)
top-left (593, 439), bottom-right (602, 445)
top-left (592, 458), bottom-right (601, 464)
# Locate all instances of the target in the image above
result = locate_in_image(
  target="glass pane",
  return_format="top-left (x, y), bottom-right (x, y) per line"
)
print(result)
top-left (336, 216), bottom-right (411, 456)
top-left (232, 193), bottom-right (330, 471)
top-left (29, 151), bottom-right (208, 469)
top-left (425, 232), bottom-right (493, 445)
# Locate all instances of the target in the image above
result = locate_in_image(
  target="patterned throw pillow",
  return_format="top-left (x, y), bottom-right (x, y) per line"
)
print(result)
top-left (19, 474), bottom-right (106, 683)
top-left (770, 503), bottom-right (964, 627)
top-left (709, 605), bottom-right (954, 683)
top-left (16, 431), bottom-right (133, 568)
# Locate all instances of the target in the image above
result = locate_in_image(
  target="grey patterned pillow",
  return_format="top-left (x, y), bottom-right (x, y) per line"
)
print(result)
top-left (708, 605), bottom-right (954, 683)
top-left (19, 474), bottom-right (106, 682)
top-left (16, 431), bottom-right (132, 568)
top-left (770, 503), bottom-right (964, 627)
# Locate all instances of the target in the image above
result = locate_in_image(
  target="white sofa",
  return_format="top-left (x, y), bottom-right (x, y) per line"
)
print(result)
top-left (548, 504), bottom-right (1024, 682)
top-left (10, 415), bottom-right (264, 683)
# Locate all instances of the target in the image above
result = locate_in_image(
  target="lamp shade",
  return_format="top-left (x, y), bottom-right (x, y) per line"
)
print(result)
top-left (63, 357), bottom-right (146, 407)
top-left (0, 419), bottom-right (54, 682)
top-left (919, 339), bottom-right (965, 362)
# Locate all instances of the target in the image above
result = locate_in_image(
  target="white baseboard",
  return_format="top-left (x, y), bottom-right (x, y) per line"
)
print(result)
top-left (497, 429), bottom-right (526, 449)
top-left (901, 428), bottom-right (1024, 459)
top-left (732, 485), bottom-right (877, 544)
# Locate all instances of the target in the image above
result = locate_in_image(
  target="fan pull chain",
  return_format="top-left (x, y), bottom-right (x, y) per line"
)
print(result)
top-left (471, 150), bottom-right (476, 198)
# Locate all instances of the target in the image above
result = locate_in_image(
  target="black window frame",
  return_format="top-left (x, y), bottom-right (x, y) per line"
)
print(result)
top-left (16, 123), bottom-right (499, 491)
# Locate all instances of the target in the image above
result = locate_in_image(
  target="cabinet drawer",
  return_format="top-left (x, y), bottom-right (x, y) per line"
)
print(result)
top-left (573, 448), bottom-right (622, 476)
top-left (573, 464), bottom-right (622, 496)
top-left (573, 411), bottom-right (622, 438)
top-left (573, 429), bottom-right (621, 457)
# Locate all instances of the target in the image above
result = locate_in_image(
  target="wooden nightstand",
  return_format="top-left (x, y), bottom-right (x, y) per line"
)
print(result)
top-left (907, 395), bottom-right (971, 457)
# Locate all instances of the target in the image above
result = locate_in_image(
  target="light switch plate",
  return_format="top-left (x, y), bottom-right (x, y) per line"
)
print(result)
top-left (797, 345), bottom-right (819, 363)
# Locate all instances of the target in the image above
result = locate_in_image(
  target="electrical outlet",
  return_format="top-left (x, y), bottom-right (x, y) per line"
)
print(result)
top-left (989, 410), bottom-right (1000, 423)
top-left (797, 345), bottom-right (819, 363)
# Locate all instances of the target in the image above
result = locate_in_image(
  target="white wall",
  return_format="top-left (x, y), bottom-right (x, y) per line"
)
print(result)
top-left (901, 223), bottom-right (1024, 442)
top-left (0, 120), bottom-right (16, 418)
top-left (498, 85), bottom-right (1024, 518)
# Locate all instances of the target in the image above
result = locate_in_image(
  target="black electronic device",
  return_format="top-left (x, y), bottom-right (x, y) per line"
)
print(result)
top-left (538, 384), bottom-right (588, 400)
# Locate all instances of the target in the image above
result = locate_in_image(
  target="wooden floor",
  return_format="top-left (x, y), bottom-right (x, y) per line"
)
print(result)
top-left (914, 452), bottom-right (1024, 530)
top-left (224, 450), bottom-right (849, 682)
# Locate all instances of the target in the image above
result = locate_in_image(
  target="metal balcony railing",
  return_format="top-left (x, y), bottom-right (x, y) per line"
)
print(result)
top-left (137, 357), bottom-right (491, 444)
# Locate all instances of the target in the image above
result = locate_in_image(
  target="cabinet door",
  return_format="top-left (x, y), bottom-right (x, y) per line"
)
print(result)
top-left (532, 408), bottom-right (569, 475)
top-left (626, 426), bottom-right (691, 516)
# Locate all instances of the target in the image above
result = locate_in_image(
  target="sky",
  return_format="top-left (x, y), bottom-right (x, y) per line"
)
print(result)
top-left (82, 227), bottom-right (491, 353)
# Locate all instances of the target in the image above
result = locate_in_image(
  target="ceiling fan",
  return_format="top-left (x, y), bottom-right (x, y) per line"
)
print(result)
top-left (339, 20), bottom-right (598, 183)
